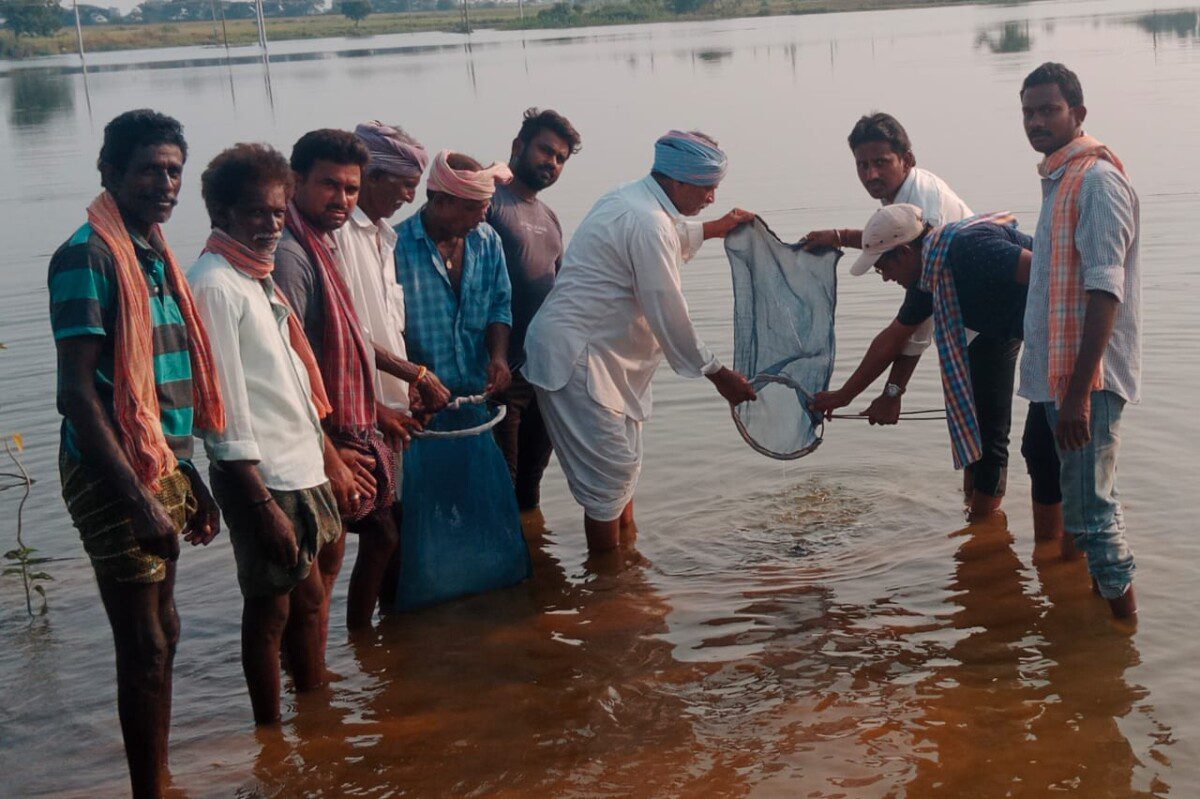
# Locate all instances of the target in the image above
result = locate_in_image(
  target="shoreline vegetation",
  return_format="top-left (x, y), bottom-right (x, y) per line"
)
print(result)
top-left (2, 0), bottom-right (1016, 61)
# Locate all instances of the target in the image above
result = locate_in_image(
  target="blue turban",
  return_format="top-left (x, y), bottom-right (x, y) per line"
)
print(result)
top-left (652, 130), bottom-right (727, 186)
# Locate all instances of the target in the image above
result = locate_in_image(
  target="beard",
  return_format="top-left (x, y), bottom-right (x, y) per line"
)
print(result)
top-left (516, 159), bottom-right (557, 191)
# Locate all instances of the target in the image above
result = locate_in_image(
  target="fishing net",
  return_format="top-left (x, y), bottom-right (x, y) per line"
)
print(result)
top-left (395, 399), bottom-right (531, 611)
top-left (724, 218), bottom-right (841, 460)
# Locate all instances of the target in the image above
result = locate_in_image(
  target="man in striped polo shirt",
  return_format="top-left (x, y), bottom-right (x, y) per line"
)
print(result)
top-left (49, 109), bottom-right (224, 799)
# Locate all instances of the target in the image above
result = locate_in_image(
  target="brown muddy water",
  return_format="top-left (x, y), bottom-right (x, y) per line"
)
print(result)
top-left (1, 0), bottom-right (1198, 795)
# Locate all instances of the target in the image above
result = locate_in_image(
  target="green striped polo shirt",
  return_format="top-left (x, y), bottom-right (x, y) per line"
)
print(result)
top-left (48, 222), bottom-right (195, 462)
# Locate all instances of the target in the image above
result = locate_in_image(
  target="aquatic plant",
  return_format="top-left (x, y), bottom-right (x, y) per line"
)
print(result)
top-left (1, 433), bottom-right (50, 617)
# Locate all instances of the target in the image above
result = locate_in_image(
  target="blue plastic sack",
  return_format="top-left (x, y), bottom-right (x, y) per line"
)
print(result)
top-left (395, 404), bottom-right (532, 611)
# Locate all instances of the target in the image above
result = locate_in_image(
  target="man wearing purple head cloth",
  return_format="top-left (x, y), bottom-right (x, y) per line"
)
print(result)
top-left (524, 130), bottom-right (759, 553)
top-left (331, 121), bottom-right (451, 625)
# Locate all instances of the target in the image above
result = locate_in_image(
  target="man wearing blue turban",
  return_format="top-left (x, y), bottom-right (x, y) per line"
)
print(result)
top-left (523, 130), bottom-right (758, 552)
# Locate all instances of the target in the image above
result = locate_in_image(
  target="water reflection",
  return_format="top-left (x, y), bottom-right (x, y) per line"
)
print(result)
top-left (975, 20), bottom-right (1034, 53)
top-left (241, 519), bottom-right (709, 796)
top-left (7, 69), bottom-right (74, 130)
top-left (904, 515), bottom-right (1167, 797)
top-left (1129, 8), bottom-right (1200, 39)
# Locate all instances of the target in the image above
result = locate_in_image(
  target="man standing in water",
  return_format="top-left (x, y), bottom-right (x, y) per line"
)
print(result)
top-left (189, 143), bottom-right (343, 725)
top-left (810, 204), bottom-right (1062, 520)
top-left (334, 121), bottom-right (450, 616)
top-left (487, 108), bottom-right (582, 513)
top-left (523, 130), bottom-right (758, 553)
top-left (803, 113), bottom-right (972, 427)
top-left (273, 129), bottom-right (410, 635)
top-left (1018, 62), bottom-right (1141, 619)
top-left (48, 109), bottom-right (225, 799)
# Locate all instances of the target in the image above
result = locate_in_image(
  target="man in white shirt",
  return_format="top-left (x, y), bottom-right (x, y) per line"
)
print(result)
top-left (523, 130), bottom-right (757, 552)
top-left (189, 143), bottom-right (347, 725)
top-left (805, 112), bottom-right (972, 424)
top-left (332, 121), bottom-right (450, 624)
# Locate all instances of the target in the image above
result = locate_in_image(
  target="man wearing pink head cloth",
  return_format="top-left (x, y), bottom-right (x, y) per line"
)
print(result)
top-left (332, 122), bottom-right (451, 620)
top-left (392, 150), bottom-right (532, 608)
top-left (524, 130), bottom-right (759, 553)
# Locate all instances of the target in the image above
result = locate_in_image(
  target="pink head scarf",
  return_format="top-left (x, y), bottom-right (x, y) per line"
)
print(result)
top-left (425, 149), bottom-right (513, 201)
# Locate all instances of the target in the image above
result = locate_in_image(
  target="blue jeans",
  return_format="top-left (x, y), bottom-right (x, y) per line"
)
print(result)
top-left (1041, 391), bottom-right (1133, 598)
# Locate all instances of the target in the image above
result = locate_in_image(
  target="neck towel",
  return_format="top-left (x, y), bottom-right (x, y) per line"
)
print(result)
top-left (919, 212), bottom-right (1017, 470)
top-left (283, 202), bottom-right (376, 432)
top-left (202, 228), bottom-right (332, 419)
top-left (425, 150), bottom-right (512, 201)
top-left (1037, 133), bottom-right (1127, 401)
top-left (652, 130), bottom-right (727, 187)
top-left (355, 121), bottom-right (428, 179)
top-left (86, 191), bottom-right (225, 491)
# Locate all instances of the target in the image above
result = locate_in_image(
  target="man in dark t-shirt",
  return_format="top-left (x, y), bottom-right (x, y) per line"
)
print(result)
top-left (812, 204), bottom-right (1061, 521)
top-left (487, 108), bottom-right (582, 512)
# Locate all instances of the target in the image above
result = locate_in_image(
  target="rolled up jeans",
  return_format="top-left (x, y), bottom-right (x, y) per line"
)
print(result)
top-left (1041, 390), bottom-right (1133, 598)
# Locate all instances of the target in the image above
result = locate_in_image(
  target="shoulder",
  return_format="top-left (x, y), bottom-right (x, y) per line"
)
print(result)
top-left (1082, 160), bottom-right (1137, 203)
top-left (273, 236), bottom-right (315, 275)
top-left (472, 221), bottom-right (506, 257)
top-left (187, 251), bottom-right (240, 293)
top-left (49, 223), bottom-right (115, 276)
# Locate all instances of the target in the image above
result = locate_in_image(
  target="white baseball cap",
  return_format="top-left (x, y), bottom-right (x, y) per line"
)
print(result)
top-left (848, 203), bottom-right (925, 276)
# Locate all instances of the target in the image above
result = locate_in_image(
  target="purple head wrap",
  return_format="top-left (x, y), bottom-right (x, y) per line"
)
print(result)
top-left (355, 121), bottom-right (429, 179)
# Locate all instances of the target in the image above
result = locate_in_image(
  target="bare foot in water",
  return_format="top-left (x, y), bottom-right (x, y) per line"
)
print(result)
top-left (1107, 584), bottom-right (1138, 621)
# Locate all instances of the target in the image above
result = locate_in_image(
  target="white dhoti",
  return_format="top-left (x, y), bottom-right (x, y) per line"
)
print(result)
top-left (534, 362), bottom-right (642, 522)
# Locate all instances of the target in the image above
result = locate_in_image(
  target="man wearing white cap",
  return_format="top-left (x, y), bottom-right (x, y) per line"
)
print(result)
top-left (803, 113), bottom-right (972, 425)
top-left (810, 204), bottom-right (1058, 518)
top-left (523, 130), bottom-right (758, 552)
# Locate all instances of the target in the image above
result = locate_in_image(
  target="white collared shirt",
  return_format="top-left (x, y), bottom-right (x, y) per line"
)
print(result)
top-left (523, 175), bottom-right (718, 422)
top-left (187, 251), bottom-right (328, 491)
top-left (889, 167), bottom-right (973, 355)
top-left (332, 207), bottom-right (410, 409)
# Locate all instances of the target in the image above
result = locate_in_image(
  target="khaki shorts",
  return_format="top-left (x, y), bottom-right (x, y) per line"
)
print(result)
top-left (60, 451), bottom-right (196, 584)
top-left (210, 469), bottom-right (343, 599)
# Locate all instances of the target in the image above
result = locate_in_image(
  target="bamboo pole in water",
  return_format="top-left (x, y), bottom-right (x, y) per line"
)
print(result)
top-left (71, 0), bottom-right (92, 118)
top-left (461, 0), bottom-right (471, 34)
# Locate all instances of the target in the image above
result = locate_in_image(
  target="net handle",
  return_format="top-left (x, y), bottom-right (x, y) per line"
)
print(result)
top-left (412, 395), bottom-right (507, 439)
top-left (729, 373), bottom-right (825, 461)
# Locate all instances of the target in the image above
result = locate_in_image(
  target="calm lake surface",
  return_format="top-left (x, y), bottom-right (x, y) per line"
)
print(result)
top-left (2, 0), bottom-right (1199, 795)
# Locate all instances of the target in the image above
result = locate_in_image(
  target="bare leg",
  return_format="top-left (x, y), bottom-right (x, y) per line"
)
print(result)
top-left (282, 565), bottom-right (327, 691)
top-left (346, 509), bottom-right (400, 630)
top-left (1032, 500), bottom-right (1064, 542)
top-left (1108, 585), bottom-right (1138, 620)
top-left (967, 491), bottom-right (1002, 519)
top-left (377, 504), bottom-right (404, 613)
top-left (584, 514), bottom-right (621, 552)
top-left (315, 529), bottom-right (345, 653)
top-left (619, 500), bottom-right (637, 545)
top-left (1060, 531), bottom-right (1082, 561)
top-left (241, 593), bottom-right (290, 726)
top-left (97, 561), bottom-right (179, 799)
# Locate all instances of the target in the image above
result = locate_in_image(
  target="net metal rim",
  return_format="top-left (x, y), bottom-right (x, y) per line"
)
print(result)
top-left (729, 372), bottom-right (825, 461)
top-left (412, 397), bottom-right (507, 439)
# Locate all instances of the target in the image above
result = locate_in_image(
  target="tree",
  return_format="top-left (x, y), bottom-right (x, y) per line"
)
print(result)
top-left (2, 0), bottom-right (64, 37)
top-left (340, 0), bottom-right (370, 25)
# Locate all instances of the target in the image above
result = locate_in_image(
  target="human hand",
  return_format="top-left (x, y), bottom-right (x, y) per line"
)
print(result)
top-left (486, 358), bottom-right (512, 394)
top-left (703, 208), bottom-right (756, 240)
top-left (808, 389), bottom-right (850, 419)
top-left (254, 499), bottom-right (299, 569)
top-left (324, 445), bottom-right (376, 517)
top-left (129, 494), bottom-right (181, 561)
top-left (864, 394), bottom-right (901, 426)
top-left (1055, 391), bottom-right (1091, 451)
top-left (707, 367), bottom-right (757, 405)
top-left (801, 229), bottom-right (841, 252)
top-left (179, 462), bottom-right (221, 546)
top-left (415, 368), bottom-right (451, 413)
top-left (377, 403), bottom-right (418, 451)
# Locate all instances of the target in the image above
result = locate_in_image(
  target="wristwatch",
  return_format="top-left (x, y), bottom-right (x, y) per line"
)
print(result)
top-left (883, 382), bottom-right (906, 398)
